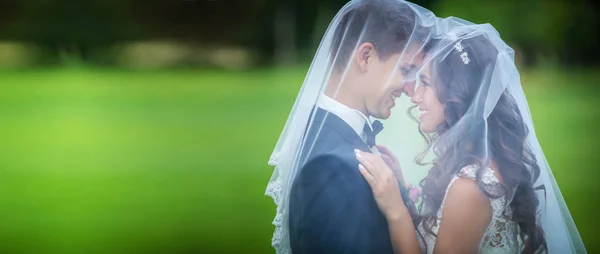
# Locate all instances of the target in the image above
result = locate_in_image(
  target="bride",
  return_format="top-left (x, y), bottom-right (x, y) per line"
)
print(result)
top-left (356, 23), bottom-right (586, 253)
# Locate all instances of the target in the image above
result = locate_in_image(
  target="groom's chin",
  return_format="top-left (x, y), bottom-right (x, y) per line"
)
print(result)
top-left (375, 109), bottom-right (392, 120)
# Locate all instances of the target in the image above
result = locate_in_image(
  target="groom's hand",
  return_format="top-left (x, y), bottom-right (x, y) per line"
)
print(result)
top-left (376, 144), bottom-right (404, 183)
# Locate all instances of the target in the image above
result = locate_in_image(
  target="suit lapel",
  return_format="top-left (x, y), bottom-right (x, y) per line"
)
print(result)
top-left (314, 107), bottom-right (370, 151)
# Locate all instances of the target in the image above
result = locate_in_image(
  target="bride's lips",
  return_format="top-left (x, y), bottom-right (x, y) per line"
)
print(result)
top-left (419, 108), bottom-right (429, 119)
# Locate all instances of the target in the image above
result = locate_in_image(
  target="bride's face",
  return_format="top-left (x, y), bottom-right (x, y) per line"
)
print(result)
top-left (411, 62), bottom-right (445, 133)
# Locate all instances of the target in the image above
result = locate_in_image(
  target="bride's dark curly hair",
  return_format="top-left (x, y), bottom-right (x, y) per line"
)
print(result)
top-left (413, 34), bottom-right (547, 253)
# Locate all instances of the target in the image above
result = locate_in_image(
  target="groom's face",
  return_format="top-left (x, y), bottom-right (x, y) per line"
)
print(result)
top-left (362, 44), bottom-right (424, 119)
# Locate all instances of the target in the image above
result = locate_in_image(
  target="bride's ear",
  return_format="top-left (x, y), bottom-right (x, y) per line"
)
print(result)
top-left (355, 42), bottom-right (376, 72)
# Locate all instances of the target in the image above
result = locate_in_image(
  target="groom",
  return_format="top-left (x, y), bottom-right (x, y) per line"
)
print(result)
top-left (288, 0), bottom-right (430, 253)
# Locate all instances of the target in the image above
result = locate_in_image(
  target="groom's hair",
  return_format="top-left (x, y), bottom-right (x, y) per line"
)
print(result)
top-left (329, 0), bottom-right (428, 70)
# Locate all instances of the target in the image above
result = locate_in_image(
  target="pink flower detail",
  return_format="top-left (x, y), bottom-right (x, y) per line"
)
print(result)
top-left (407, 184), bottom-right (421, 203)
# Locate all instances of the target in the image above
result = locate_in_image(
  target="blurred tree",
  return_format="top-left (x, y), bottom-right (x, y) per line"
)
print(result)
top-left (0, 0), bottom-right (597, 67)
top-left (0, 0), bottom-right (20, 33)
top-left (128, 0), bottom-right (265, 44)
top-left (1, 0), bottom-right (142, 64)
top-left (432, 0), bottom-right (599, 66)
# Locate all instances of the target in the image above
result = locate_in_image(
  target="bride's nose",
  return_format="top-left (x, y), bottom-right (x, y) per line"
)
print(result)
top-left (411, 86), bottom-right (424, 103)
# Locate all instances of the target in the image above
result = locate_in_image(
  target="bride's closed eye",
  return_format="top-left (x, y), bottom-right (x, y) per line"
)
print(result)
top-left (419, 75), bottom-right (430, 87)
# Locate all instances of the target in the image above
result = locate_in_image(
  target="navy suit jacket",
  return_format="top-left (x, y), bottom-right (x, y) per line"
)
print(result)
top-left (288, 107), bottom-right (395, 254)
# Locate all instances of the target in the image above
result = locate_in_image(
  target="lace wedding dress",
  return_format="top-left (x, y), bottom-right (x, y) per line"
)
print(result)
top-left (417, 165), bottom-right (524, 254)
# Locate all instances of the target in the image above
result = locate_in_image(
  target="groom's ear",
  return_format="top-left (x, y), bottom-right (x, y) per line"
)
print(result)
top-left (355, 42), bottom-right (376, 72)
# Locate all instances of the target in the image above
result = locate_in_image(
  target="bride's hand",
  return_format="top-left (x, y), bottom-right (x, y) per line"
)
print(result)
top-left (355, 149), bottom-right (408, 221)
top-left (376, 144), bottom-right (405, 184)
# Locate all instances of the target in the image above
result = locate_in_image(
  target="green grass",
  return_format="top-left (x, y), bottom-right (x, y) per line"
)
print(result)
top-left (0, 67), bottom-right (597, 253)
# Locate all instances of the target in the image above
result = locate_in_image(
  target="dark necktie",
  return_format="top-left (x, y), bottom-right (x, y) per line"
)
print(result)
top-left (363, 120), bottom-right (384, 148)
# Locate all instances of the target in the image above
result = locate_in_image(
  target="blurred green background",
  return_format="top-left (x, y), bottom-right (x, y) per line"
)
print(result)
top-left (0, 0), bottom-right (599, 253)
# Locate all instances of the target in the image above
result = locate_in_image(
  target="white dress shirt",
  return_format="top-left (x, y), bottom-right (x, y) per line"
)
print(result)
top-left (317, 94), bottom-right (381, 154)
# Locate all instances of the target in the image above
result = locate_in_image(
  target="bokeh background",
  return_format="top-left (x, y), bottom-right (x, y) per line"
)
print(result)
top-left (0, 0), bottom-right (598, 253)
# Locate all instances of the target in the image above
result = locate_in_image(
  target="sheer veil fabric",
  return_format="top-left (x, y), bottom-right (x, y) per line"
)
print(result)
top-left (265, 0), bottom-right (585, 253)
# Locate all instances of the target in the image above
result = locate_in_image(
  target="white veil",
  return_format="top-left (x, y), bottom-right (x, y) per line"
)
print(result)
top-left (377, 18), bottom-right (586, 253)
top-left (265, 0), bottom-right (585, 253)
top-left (265, 0), bottom-right (436, 253)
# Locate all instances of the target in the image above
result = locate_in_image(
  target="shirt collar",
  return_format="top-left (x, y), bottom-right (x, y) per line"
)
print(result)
top-left (317, 94), bottom-right (373, 137)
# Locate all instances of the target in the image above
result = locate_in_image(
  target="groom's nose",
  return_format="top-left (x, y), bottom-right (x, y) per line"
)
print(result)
top-left (403, 81), bottom-right (416, 97)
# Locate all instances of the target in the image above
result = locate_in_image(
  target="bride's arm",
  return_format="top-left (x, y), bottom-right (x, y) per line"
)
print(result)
top-left (383, 179), bottom-right (492, 254)
top-left (432, 178), bottom-right (492, 254)
top-left (398, 184), bottom-right (420, 221)
top-left (376, 145), bottom-right (420, 221)
top-left (356, 150), bottom-right (421, 254)
top-left (356, 150), bottom-right (493, 254)
top-left (385, 205), bottom-right (421, 254)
